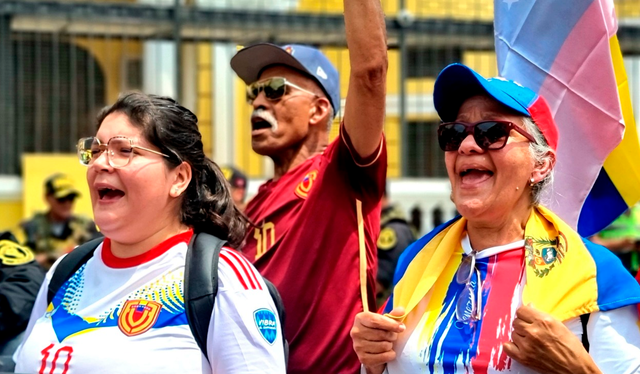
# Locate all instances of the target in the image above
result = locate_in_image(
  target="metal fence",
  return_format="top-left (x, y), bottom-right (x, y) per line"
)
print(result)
top-left (1, 0), bottom-right (639, 177)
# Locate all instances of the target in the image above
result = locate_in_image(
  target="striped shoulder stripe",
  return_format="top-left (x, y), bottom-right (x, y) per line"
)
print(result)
top-left (225, 249), bottom-right (263, 290)
top-left (219, 248), bottom-right (263, 291)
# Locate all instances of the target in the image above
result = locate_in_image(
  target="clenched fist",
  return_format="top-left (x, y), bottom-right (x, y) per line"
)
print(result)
top-left (503, 304), bottom-right (601, 374)
top-left (351, 307), bottom-right (405, 374)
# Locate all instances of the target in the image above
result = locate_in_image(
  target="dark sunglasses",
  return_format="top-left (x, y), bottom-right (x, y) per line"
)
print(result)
top-left (246, 77), bottom-right (317, 104)
top-left (437, 120), bottom-right (537, 152)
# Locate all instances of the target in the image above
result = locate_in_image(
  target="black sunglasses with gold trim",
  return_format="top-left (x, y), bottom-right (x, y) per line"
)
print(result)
top-left (246, 77), bottom-right (318, 104)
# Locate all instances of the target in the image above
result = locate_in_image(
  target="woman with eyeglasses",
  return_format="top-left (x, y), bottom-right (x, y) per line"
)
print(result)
top-left (14, 92), bottom-right (286, 373)
top-left (351, 64), bottom-right (640, 374)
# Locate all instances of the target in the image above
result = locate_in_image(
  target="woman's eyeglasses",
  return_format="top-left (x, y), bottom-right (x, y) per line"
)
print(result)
top-left (437, 120), bottom-right (537, 152)
top-left (77, 136), bottom-right (170, 169)
top-left (246, 77), bottom-right (318, 104)
top-left (455, 251), bottom-right (483, 324)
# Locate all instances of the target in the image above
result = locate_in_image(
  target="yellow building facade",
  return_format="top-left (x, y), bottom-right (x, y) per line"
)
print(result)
top-left (2, 0), bottom-right (639, 232)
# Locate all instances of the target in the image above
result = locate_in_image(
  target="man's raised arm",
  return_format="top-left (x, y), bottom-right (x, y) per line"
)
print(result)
top-left (343, 0), bottom-right (388, 159)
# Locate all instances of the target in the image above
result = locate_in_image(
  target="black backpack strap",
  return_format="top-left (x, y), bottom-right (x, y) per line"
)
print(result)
top-left (580, 313), bottom-right (590, 352)
top-left (263, 278), bottom-right (289, 366)
top-left (47, 237), bottom-right (104, 305)
top-left (184, 232), bottom-right (226, 362)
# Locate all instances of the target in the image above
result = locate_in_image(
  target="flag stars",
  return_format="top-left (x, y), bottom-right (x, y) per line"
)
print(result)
top-left (504, 0), bottom-right (519, 10)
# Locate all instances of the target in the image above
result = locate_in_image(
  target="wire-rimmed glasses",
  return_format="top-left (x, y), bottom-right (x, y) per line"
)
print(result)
top-left (77, 136), bottom-right (171, 169)
top-left (455, 251), bottom-right (483, 323)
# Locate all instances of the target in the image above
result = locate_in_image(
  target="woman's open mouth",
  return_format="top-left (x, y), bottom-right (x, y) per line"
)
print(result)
top-left (460, 168), bottom-right (494, 185)
top-left (98, 187), bottom-right (125, 201)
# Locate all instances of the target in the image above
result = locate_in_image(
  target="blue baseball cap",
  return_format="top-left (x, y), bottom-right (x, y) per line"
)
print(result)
top-left (433, 63), bottom-right (558, 151)
top-left (230, 43), bottom-right (340, 115)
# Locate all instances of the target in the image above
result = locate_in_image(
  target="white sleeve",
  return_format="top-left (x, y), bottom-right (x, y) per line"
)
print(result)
top-left (587, 306), bottom-right (640, 374)
top-left (13, 255), bottom-right (65, 366)
top-left (207, 248), bottom-right (286, 374)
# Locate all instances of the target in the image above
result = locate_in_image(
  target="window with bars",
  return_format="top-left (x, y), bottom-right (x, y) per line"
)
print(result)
top-left (0, 35), bottom-right (105, 174)
top-left (406, 120), bottom-right (447, 178)
top-left (403, 47), bottom-right (461, 177)
top-left (407, 47), bottom-right (463, 78)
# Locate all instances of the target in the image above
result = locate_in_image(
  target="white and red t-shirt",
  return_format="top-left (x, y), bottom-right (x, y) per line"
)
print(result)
top-left (14, 231), bottom-right (286, 374)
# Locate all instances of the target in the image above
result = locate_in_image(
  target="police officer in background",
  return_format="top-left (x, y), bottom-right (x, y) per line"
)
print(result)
top-left (221, 166), bottom-right (248, 212)
top-left (376, 185), bottom-right (415, 307)
top-left (0, 231), bottom-right (43, 369)
top-left (17, 173), bottom-right (101, 270)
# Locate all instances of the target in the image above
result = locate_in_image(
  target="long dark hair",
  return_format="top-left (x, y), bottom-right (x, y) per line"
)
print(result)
top-left (96, 92), bottom-right (248, 247)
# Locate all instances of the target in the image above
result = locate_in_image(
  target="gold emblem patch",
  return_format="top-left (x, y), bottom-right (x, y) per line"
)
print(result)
top-left (294, 170), bottom-right (318, 199)
top-left (0, 240), bottom-right (35, 266)
top-left (377, 227), bottom-right (397, 251)
top-left (524, 232), bottom-right (568, 278)
top-left (118, 299), bottom-right (163, 337)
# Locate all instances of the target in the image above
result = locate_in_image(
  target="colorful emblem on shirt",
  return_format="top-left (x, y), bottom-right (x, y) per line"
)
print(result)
top-left (294, 170), bottom-right (318, 199)
top-left (524, 232), bottom-right (567, 277)
top-left (50, 266), bottom-right (187, 343)
top-left (118, 299), bottom-right (163, 337)
top-left (254, 308), bottom-right (277, 345)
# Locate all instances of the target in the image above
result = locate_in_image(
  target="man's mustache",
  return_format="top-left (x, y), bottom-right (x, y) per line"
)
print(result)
top-left (251, 109), bottom-right (278, 132)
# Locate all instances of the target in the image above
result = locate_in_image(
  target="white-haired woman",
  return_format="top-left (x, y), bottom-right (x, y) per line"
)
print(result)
top-left (351, 64), bottom-right (640, 374)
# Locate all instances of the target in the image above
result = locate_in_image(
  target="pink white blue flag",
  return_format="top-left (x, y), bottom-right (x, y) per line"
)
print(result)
top-left (495, 0), bottom-right (640, 236)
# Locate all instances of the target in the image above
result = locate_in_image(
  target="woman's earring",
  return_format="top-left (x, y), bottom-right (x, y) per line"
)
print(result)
top-left (530, 178), bottom-right (535, 187)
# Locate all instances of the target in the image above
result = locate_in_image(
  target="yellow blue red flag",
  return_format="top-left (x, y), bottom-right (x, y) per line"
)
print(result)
top-left (494, 0), bottom-right (640, 236)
